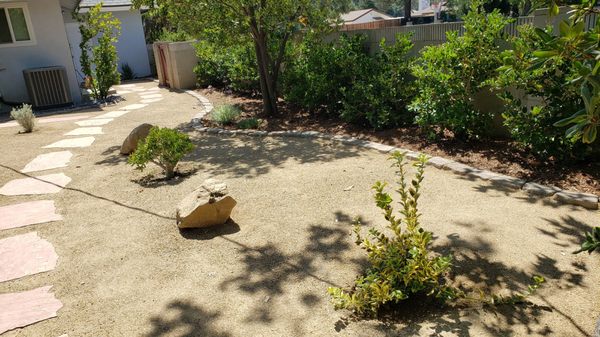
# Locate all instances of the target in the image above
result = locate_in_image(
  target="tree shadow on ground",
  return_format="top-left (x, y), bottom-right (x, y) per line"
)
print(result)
top-left (218, 211), bottom-right (366, 324)
top-left (181, 132), bottom-right (362, 179)
top-left (144, 300), bottom-right (231, 337)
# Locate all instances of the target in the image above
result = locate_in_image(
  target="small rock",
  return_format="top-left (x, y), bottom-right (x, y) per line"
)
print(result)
top-left (554, 190), bottom-right (599, 210)
top-left (344, 185), bottom-right (354, 191)
top-left (263, 296), bottom-right (270, 303)
top-left (362, 142), bottom-right (395, 153)
top-left (176, 179), bottom-right (237, 229)
top-left (523, 182), bottom-right (561, 197)
top-left (120, 123), bottom-right (153, 155)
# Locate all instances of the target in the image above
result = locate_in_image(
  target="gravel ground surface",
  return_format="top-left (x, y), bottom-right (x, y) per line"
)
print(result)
top-left (0, 81), bottom-right (598, 336)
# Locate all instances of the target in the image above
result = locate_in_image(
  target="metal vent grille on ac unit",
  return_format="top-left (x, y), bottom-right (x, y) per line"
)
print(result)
top-left (23, 66), bottom-right (73, 109)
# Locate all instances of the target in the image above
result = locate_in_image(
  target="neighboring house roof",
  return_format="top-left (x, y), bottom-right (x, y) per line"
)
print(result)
top-left (78, 0), bottom-right (132, 8)
top-left (341, 9), bottom-right (394, 23)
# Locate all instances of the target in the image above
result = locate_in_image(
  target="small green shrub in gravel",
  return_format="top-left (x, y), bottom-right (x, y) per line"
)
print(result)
top-left (128, 127), bottom-right (194, 179)
top-left (237, 118), bottom-right (261, 129)
top-left (212, 105), bottom-right (241, 126)
top-left (10, 104), bottom-right (36, 133)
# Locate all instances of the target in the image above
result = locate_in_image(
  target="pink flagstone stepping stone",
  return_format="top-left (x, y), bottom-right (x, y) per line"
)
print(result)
top-left (0, 201), bottom-right (62, 231)
top-left (43, 137), bottom-right (95, 149)
top-left (21, 151), bottom-right (73, 173)
top-left (0, 286), bottom-right (63, 334)
top-left (0, 115), bottom-right (87, 129)
top-left (76, 118), bottom-right (113, 127)
top-left (140, 93), bottom-right (162, 99)
top-left (117, 90), bottom-right (131, 95)
top-left (141, 98), bottom-right (163, 104)
top-left (0, 173), bottom-right (71, 196)
top-left (0, 232), bottom-right (58, 283)
top-left (64, 127), bottom-right (103, 136)
top-left (94, 110), bottom-right (128, 119)
top-left (123, 103), bottom-right (148, 110)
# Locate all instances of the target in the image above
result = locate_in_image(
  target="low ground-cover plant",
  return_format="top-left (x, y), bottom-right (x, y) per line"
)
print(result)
top-left (120, 63), bottom-right (135, 81)
top-left (574, 226), bottom-right (600, 254)
top-left (237, 117), bottom-right (261, 129)
top-left (212, 105), bottom-right (241, 126)
top-left (410, 0), bottom-right (511, 139)
top-left (194, 40), bottom-right (259, 93)
top-left (10, 104), bottom-right (36, 133)
top-left (128, 127), bottom-right (194, 179)
top-left (329, 151), bottom-right (545, 316)
top-left (283, 33), bottom-right (415, 129)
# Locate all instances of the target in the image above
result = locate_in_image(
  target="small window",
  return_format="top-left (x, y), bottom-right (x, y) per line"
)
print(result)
top-left (0, 4), bottom-right (35, 47)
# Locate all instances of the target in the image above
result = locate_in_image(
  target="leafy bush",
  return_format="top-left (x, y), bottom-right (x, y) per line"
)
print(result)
top-left (328, 152), bottom-right (457, 315)
top-left (495, 24), bottom-right (593, 159)
top-left (410, 1), bottom-right (511, 139)
top-left (194, 40), bottom-right (259, 93)
top-left (282, 33), bottom-right (415, 129)
top-left (10, 104), bottom-right (36, 133)
top-left (128, 127), bottom-right (194, 179)
top-left (211, 105), bottom-right (241, 126)
top-left (120, 63), bottom-right (135, 81)
top-left (157, 29), bottom-right (192, 42)
top-left (76, 4), bottom-right (121, 100)
top-left (237, 118), bottom-right (261, 129)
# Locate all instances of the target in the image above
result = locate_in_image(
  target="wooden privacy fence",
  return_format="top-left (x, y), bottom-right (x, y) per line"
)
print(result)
top-left (328, 7), bottom-right (597, 53)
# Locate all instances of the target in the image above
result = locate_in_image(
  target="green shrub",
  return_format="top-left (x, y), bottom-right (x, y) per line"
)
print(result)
top-left (128, 127), bottom-right (194, 179)
top-left (10, 104), bottom-right (36, 133)
top-left (211, 105), bottom-right (241, 126)
top-left (410, 0), bottom-right (511, 139)
top-left (328, 152), bottom-right (457, 315)
top-left (194, 40), bottom-right (259, 93)
top-left (328, 151), bottom-right (546, 316)
top-left (237, 118), bottom-right (261, 129)
top-left (283, 33), bottom-right (415, 129)
top-left (340, 35), bottom-right (416, 129)
top-left (495, 24), bottom-right (593, 159)
top-left (120, 63), bottom-right (135, 81)
top-left (76, 4), bottom-right (121, 100)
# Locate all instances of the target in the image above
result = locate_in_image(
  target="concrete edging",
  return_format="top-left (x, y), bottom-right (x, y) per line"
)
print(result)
top-left (184, 90), bottom-right (599, 211)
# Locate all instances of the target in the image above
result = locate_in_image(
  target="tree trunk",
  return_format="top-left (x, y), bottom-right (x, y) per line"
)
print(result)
top-left (253, 32), bottom-right (278, 116)
top-left (404, 0), bottom-right (412, 23)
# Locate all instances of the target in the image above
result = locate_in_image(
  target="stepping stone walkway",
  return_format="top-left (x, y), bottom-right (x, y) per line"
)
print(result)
top-left (140, 93), bottom-right (162, 99)
top-left (64, 127), bottom-right (103, 136)
top-left (95, 110), bottom-right (128, 119)
top-left (0, 286), bottom-right (63, 334)
top-left (123, 103), bottom-right (148, 110)
top-left (21, 151), bottom-right (73, 173)
top-left (0, 201), bottom-right (62, 230)
top-left (44, 137), bottom-right (95, 149)
top-left (141, 98), bottom-right (163, 104)
top-left (0, 232), bottom-right (58, 283)
top-left (0, 173), bottom-right (71, 196)
top-left (0, 82), bottom-right (167, 333)
top-left (76, 118), bottom-right (113, 127)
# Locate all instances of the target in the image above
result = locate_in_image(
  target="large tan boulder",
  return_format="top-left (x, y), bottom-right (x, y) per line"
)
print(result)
top-left (176, 179), bottom-right (237, 229)
top-left (120, 123), bottom-right (154, 155)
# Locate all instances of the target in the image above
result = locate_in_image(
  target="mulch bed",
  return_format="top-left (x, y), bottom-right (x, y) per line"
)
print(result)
top-left (197, 87), bottom-right (600, 196)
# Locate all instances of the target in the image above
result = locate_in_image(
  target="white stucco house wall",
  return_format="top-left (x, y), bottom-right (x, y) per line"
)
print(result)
top-left (0, 0), bottom-right (149, 107)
